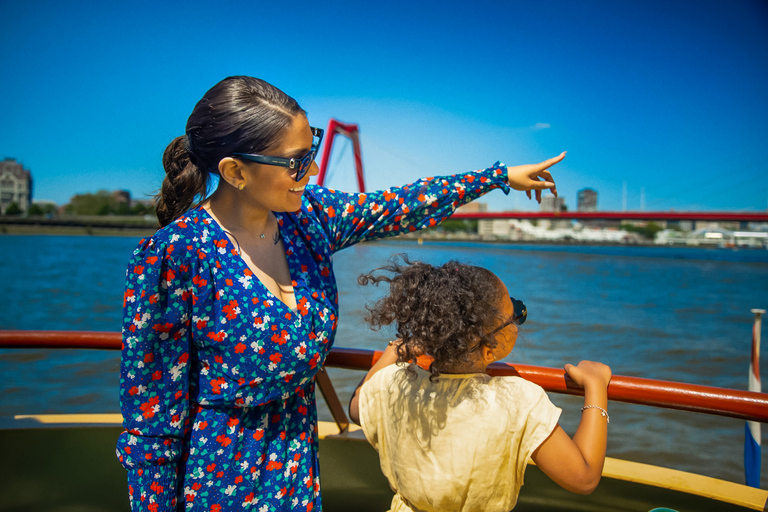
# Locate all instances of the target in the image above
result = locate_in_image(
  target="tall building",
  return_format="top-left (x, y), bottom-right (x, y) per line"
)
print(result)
top-left (540, 195), bottom-right (565, 212)
top-left (0, 158), bottom-right (33, 214)
top-left (577, 188), bottom-right (597, 212)
top-left (540, 195), bottom-right (569, 229)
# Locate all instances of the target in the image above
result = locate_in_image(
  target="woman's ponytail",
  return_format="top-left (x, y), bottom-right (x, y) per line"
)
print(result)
top-left (154, 136), bottom-right (208, 227)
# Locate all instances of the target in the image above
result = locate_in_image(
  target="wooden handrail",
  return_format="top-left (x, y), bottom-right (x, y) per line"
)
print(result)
top-left (0, 330), bottom-right (122, 350)
top-left (2, 330), bottom-right (767, 423)
top-left (325, 347), bottom-right (768, 423)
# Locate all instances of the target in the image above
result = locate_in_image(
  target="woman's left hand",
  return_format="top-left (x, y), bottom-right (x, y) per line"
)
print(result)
top-left (506, 151), bottom-right (565, 203)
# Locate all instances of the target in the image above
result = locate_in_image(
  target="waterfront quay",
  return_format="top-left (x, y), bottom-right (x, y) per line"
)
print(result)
top-left (0, 215), bottom-right (157, 236)
top-left (2, 210), bottom-right (768, 248)
top-left (444, 211), bottom-right (768, 248)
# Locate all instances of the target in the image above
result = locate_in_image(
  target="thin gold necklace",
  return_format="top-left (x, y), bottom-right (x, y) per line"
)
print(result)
top-left (207, 202), bottom-right (279, 254)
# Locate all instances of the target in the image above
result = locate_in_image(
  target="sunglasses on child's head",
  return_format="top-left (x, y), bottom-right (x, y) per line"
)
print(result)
top-left (468, 296), bottom-right (526, 353)
top-left (233, 126), bottom-right (324, 182)
top-left (511, 297), bottom-right (527, 325)
top-left (488, 296), bottom-right (527, 336)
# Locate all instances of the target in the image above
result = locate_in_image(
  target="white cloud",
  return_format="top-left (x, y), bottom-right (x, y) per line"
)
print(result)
top-left (532, 122), bottom-right (551, 131)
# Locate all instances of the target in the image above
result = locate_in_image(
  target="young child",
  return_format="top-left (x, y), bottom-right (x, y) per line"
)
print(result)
top-left (349, 256), bottom-right (612, 512)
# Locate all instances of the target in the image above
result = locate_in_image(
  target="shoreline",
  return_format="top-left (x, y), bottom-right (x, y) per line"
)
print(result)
top-left (0, 217), bottom-right (157, 237)
top-left (2, 219), bottom-right (764, 252)
top-left (0, 223), bottom-right (668, 247)
top-left (379, 233), bottom-right (768, 251)
top-left (0, 224), bottom-right (156, 237)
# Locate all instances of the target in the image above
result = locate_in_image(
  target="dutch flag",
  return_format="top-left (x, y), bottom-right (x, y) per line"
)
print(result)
top-left (746, 309), bottom-right (765, 488)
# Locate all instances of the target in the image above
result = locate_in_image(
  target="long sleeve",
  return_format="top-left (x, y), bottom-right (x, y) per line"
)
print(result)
top-left (307, 162), bottom-right (510, 252)
top-left (116, 237), bottom-right (193, 512)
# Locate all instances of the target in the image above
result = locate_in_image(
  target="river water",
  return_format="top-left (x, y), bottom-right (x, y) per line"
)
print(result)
top-left (1, 234), bottom-right (767, 487)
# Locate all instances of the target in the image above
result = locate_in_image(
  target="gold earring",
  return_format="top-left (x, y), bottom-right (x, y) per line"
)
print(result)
top-left (489, 354), bottom-right (496, 361)
top-left (238, 183), bottom-right (245, 190)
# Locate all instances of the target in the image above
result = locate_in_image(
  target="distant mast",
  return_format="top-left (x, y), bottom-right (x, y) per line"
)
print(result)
top-left (622, 181), bottom-right (627, 211)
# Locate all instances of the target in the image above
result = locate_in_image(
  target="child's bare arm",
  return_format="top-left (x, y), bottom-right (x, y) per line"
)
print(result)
top-left (531, 360), bottom-right (612, 494)
top-left (348, 342), bottom-right (400, 424)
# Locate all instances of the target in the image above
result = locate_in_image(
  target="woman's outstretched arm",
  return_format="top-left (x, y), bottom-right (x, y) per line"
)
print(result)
top-left (309, 153), bottom-right (564, 253)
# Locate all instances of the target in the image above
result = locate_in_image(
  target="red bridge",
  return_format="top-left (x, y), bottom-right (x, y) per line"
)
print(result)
top-left (449, 211), bottom-right (768, 222)
top-left (317, 118), bottom-right (768, 224)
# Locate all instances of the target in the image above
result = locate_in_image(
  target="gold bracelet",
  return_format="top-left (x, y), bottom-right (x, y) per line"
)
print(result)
top-left (581, 405), bottom-right (609, 423)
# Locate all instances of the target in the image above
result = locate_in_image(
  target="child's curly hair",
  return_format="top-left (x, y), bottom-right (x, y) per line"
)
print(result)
top-left (359, 254), bottom-right (507, 377)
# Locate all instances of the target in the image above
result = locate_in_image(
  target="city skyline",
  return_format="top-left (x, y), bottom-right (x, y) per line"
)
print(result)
top-left (0, 160), bottom-right (664, 216)
top-left (2, 153), bottom-right (601, 214)
top-left (1, 1), bottom-right (767, 212)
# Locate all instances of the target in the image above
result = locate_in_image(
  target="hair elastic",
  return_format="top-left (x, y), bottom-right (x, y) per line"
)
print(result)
top-left (185, 134), bottom-right (195, 153)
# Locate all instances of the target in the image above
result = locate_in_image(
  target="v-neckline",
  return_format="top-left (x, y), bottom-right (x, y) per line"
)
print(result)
top-left (198, 206), bottom-right (300, 314)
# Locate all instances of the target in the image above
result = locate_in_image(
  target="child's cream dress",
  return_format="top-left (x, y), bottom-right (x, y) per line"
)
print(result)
top-left (359, 364), bottom-right (561, 512)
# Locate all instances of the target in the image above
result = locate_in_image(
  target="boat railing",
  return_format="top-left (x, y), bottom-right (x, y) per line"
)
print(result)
top-left (1, 330), bottom-right (767, 432)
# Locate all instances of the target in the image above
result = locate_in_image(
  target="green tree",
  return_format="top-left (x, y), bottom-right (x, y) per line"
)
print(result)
top-left (114, 201), bottom-right (132, 215)
top-left (27, 203), bottom-right (44, 216)
top-left (27, 203), bottom-right (57, 216)
top-left (131, 202), bottom-right (155, 216)
top-left (65, 190), bottom-right (110, 215)
top-left (4, 202), bottom-right (22, 215)
top-left (620, 221), bottom-right (663, 239)
top-left (438, 219), bottom-right (479, 233)
top-left (65, 190), bottom-right (136, 215)
top-left (64, 190), bottom-right (152, 216)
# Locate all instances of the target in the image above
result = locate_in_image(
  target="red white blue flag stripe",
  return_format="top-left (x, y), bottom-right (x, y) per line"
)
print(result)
top-left (745, 309), bottom-right (764, 488)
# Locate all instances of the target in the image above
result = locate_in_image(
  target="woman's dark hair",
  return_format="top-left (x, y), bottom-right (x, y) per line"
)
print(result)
top-left (155, 76), bottom-right (306, 226)
top-left (359, 255), bottom-right (507, 377)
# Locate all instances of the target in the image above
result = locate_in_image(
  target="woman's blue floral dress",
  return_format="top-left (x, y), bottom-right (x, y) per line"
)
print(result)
top-left (116, 164), bottom-right (511, 511)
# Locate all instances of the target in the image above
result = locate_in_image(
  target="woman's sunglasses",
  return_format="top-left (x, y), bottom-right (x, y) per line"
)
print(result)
top-left (233, 126), bottom-right (324, 182)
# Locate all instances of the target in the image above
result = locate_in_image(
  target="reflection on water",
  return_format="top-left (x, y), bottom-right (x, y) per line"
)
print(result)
top-left (1, 235), bottom-right (767, 486)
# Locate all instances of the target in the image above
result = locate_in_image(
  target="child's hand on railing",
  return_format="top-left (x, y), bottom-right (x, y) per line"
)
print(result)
top-left (564, 361), bottom-right (612, 390)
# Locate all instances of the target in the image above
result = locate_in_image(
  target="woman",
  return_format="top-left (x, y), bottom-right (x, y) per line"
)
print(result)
top-left (116, 75), bottom-right (564, 511)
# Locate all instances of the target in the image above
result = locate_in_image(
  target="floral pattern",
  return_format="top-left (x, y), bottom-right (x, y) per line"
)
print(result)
top-left (116, 164), bottom-right (510, 511)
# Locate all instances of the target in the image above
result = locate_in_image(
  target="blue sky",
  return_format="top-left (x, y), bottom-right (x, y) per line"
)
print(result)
top-left (1, 0), bottom-right (767, 212)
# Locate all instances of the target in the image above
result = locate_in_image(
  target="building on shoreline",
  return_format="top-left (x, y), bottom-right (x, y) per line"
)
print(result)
top-left (470, 214), bottom-right (768, 248)
top-left (0, 158), bottom-right (32, 214)
top-left (539, 194), bottom-right (571, 230)
top-left (577, 188), bottom-right (597, 212)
